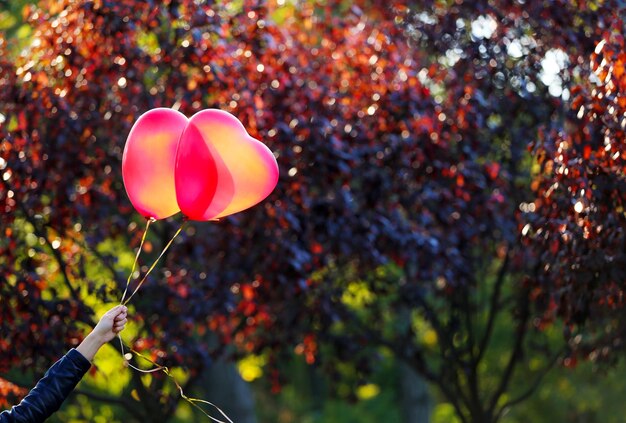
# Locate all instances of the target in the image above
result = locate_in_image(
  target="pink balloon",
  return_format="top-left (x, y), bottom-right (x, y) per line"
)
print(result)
top-left (175, 109), bottom-right (279, 221)
top-left (122, 108), bottom-right (188, 220)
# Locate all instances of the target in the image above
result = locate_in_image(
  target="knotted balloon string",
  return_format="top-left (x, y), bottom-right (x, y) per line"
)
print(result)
top-left (117, 216), bottom-right (163, 375)
top-left (117, 217), bottom-right (233, 422)
top-left (121, 343), bottom-right (234, 423)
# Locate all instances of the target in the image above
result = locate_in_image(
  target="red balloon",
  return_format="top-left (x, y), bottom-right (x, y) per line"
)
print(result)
top-left (175, 109), bottom-right (279, 221)
top-left (122, 108), bottom-right (188, 220)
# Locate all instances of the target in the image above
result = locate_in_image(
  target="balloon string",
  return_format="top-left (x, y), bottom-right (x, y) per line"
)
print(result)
top-left (120, 339), bottom-right (234, 423)
top-left (117, 333), bottom-right (164, 374)
top-left (120, 218), bottom-right (155, 305)
top-left (122, 219), bottom-right (187, 306)
top-left (117, 217), bottom-right (232, 422)
top-left (117, 219), bottom-right (185, 362)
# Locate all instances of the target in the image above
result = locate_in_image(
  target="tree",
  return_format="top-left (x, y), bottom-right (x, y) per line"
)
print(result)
top-left (244, 1), bottom-right (621, 422)
top-left (1, 1), bottom-right (623, 422)
top-left (526, 16), bottom-right (626, 363)
top-left (1, 0), bottom-right (418, 419)
top-left (255, 2), bottom-right (620, 421)
top-left (0, 0), bottom-right (276, 419)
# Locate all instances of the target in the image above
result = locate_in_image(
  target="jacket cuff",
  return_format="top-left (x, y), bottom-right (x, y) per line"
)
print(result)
top-left (66, 348), bottom-right (92, 372)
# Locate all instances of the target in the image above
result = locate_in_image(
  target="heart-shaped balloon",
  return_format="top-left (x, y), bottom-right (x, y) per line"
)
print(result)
top-left (175, 109), bottom-right (279, 221)
top-left (122, 108), bottom-right (188, 220)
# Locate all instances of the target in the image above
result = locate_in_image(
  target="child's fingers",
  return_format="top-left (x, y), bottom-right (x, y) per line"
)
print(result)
top-left (106, 305), bottom-right (128, 320)
top-left (113, 321), bottom-right (127, 332)
top-left (113, 318), bottom-right (128, 328)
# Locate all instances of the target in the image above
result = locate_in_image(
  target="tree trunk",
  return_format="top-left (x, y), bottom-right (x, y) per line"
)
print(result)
top-left (400, 362), bottom-right (431, 423)
top-left (196, 360), bottom-right (257, 423)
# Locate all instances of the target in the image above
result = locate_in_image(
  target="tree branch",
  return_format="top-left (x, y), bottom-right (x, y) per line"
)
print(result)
top-left (376, 330), bottom-right (470, 423)
top-left (56, 224), bottom-right (128, 294)
top-left (15, 200), bottom-right (79, 300)
top-left (162, 367), bottom-right (206, 421)
top-left (476, 249), bottom-right (510, 364)
top-left (429, 368), bottom-right (471, 423)
top-left (494, 348), bottom-right (564, 420)
top-left (415, 293), bottom-right (470, 366)
top-left (487, 286), bottom-right (531, 417)
top-left (357, 298), bottom-right (473, 422)
top-left (128, 362), bottom-right (161, 418)
top-left (74, 388), bottom-right (145, 421)
top-left (456, 279), bottom-right (486, 419)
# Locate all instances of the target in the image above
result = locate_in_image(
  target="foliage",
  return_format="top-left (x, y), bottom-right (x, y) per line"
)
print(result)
top-left (252, 314), bottom-right (626, 423)
top-left (506, 357), bottom-right (626, 423)
top-left (526, 17), bottom-right (626, 361)
top-left (252, 352), bottom-right (402, 423)
top-left (1, 0), bottom-right (625, 422)
top-left (1, 0), bottom-right (420, 419)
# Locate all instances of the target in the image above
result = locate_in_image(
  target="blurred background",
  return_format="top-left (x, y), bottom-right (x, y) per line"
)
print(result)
top-left (1, 1), bottom-right (625, 422)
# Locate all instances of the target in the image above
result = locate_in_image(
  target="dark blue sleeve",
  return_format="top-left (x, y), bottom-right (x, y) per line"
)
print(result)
top-left (0, 349), bottom-right (91, 423)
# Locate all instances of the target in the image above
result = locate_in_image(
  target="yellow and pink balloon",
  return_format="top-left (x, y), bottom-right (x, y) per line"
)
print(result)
top-left (122, 107), bottom-right (279, 221)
